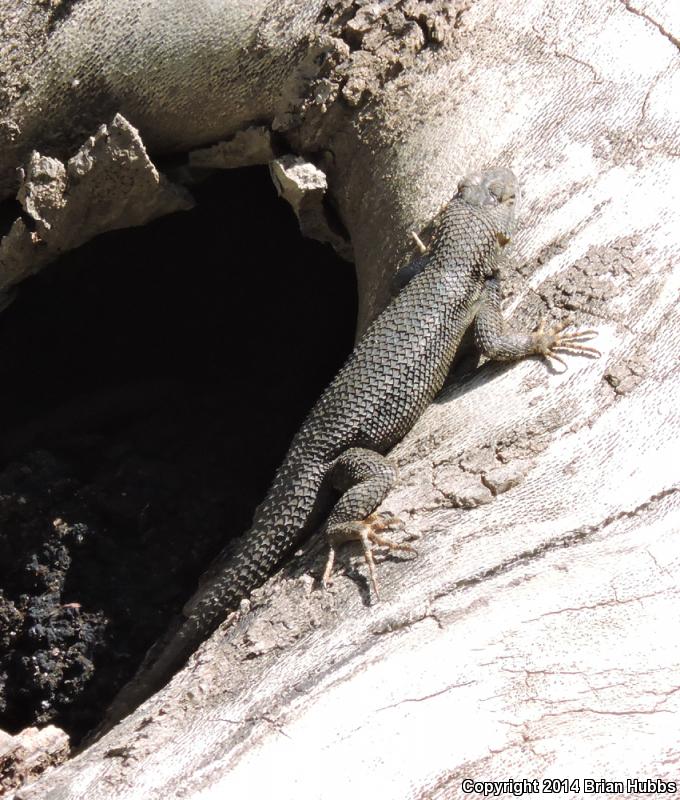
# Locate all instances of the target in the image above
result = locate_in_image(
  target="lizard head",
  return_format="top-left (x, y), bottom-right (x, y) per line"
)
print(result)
top-left (457, 167), bottom-right (519, 246)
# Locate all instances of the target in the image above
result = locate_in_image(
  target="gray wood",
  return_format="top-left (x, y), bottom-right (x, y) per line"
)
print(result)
top-left (2, 0), bottom-right (678, 797)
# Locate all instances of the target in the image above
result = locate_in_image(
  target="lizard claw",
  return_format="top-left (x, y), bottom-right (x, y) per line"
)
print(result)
top-left (533, 318), bottom-right (600, 372)
top-left (322, 512), bottom-right (415, 601)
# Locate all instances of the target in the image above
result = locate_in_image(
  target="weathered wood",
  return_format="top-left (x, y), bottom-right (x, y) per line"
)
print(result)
top-left (2, 0), bottom-right (678, 797)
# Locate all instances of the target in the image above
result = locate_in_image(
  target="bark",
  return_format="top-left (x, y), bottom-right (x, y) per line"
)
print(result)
top-left (1, 0), bottom-right (679, 798)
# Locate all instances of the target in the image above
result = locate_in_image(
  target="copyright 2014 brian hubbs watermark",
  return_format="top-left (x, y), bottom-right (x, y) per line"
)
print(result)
top-left (460, 778), bottom-right (677, 796)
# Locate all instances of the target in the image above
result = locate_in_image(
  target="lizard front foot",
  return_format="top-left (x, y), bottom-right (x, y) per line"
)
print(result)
top-left (322, 512), bottom-right (415, 601)
top-left (532, 318), bottom-right (600, 371)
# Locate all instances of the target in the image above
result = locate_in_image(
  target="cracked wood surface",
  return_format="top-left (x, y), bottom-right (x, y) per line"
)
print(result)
top-left (4, 0), bottom-right (680, 797)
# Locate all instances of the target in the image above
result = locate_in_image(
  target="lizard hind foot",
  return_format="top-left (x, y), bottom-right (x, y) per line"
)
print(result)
top-left (322, 512), bottom-right (415, 601)
top-left (533, 318), bottom-right (600, 371)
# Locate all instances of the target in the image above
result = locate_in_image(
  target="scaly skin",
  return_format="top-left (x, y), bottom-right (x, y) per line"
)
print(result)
top-left (105, 167), bottom-right (597, 723)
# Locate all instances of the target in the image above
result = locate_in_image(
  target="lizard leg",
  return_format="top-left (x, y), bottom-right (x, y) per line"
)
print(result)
top-left (474, 278), bottom-right (600, 371)
top-left (322, 448), bottom-right (414, 600)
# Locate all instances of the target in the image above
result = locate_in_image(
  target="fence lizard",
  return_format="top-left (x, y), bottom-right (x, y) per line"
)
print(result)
top-left (106, 167), bottom-right (597, 720)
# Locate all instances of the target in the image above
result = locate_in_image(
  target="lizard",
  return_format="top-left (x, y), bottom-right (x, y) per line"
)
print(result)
top-left (105, 166), bottom-right (598, 722)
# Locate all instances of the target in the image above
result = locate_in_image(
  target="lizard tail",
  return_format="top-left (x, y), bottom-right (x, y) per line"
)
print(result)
top-left (100, 459), bottom-right (327, 730)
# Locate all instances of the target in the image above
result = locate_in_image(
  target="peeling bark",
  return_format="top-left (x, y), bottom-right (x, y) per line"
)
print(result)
top-left (0, 114), bottom-right (192, 303)
top-left (1, 0), bottom-right (679, 797)
top-left (0, 726), bottom-right (69, 796)
top-left (269, 154), bottom-right (353, 259)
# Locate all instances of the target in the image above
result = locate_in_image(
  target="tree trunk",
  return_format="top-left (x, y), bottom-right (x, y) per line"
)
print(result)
top-left (2, 0), bottom-right (679, 797)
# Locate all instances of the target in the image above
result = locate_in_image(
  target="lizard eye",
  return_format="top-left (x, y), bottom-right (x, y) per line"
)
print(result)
top-left (488, 181), bottom-right (515, 203)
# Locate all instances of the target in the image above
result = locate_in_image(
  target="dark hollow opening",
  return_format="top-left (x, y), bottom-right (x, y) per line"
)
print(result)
top-left (0, 166), bottom-right (356, 743)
